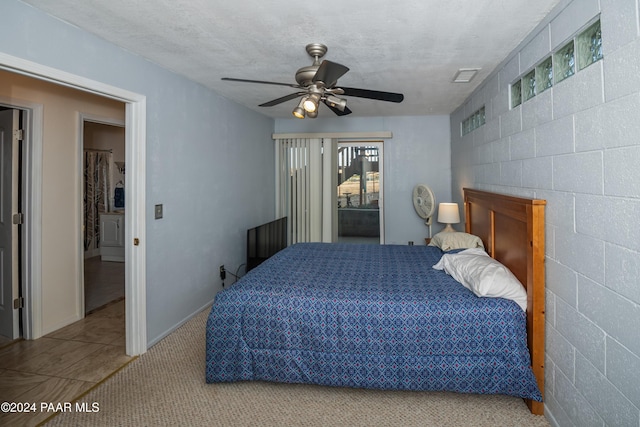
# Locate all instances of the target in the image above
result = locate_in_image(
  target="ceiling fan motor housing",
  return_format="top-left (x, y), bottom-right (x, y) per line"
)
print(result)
top-left (296, 65), bottom-right (321, 86)
top-left (296, 43), bottom-right (328, 86)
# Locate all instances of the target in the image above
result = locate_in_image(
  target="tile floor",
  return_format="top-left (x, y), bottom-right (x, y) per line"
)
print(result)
top-left (84, 256), bottom-right (125, 314)
top-left (0, 334), bottom-right (11, 348)
top-left (0, 300), bottom-right (132, 426)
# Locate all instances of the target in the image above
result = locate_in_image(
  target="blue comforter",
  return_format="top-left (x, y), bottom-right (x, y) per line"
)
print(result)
top-left (205, 243), bottom-right (542, 401)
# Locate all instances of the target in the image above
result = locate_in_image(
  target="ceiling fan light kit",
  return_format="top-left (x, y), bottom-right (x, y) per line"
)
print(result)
top-left (292, 97), bottom-right (307, 119)
top-left (325, 94), bottom-right (347, 111)
top-left (303, 92), bottom-right (321, 113)
top-left (222, 43), bottom-right (404, 119)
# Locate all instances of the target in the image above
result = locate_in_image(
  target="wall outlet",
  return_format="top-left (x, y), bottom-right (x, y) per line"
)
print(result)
top-left (219, 265), bottom-right (226, 280)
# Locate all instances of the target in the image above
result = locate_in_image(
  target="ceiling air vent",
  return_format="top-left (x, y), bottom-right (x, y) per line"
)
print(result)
top-left (453, 68), bottom-right (480, 83)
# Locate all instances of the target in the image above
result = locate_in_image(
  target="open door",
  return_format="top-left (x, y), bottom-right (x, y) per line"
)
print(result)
top-left (0, 109), bottom-right (20, 340)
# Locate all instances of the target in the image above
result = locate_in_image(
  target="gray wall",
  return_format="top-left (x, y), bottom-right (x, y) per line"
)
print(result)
top-left (451, 0), bottom-right (640, 425)
top-left (2, 0), bottom-right (276, 344)
top-left (275, 115), bottom-right (452, 244)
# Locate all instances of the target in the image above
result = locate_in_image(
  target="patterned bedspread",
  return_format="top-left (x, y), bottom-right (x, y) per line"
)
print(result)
top-left (205, 243), bottom-right (542, 401)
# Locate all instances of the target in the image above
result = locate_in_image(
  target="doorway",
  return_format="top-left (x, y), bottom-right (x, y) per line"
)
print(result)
top-left (0, 52), bottom-right (147, 356)
top-left (337, 141), bottom-right (384, 244)
top-left (82, 120), bottom-right (126, 315)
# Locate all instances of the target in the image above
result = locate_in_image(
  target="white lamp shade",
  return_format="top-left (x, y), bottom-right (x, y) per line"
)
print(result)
top-left (438, 203), bottom-right (460, 224)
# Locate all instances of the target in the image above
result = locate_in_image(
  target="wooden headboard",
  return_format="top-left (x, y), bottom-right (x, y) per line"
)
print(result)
top-left (463, 188), bottom-right (546, 415)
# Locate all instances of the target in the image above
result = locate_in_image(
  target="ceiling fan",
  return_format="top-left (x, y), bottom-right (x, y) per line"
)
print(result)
top-left (222, 43), bottom-right (404, 119)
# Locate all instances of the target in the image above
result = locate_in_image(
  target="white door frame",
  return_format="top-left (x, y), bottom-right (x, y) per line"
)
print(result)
top-left (0, 52), bottom-right (147, 356)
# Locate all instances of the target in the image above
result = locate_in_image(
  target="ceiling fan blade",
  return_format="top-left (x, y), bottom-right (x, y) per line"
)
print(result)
top-left (313, 60), bottom-right (349, 86)
top-left (323, 100), bottom-right (352, 116)
top-left (222, 77), bottom-right (301, 89)
top-left (339, 86), bottom-right (404, 103)
top-left (259, 92), bottom-right (305, 107)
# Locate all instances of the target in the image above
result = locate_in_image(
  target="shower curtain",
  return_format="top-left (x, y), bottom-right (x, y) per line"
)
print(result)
top-left (84, 150), bottom-right (113, 251)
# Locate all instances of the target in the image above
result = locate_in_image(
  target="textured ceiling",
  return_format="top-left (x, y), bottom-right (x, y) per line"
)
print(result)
top-left (22, 0), bottom-right (562, 118)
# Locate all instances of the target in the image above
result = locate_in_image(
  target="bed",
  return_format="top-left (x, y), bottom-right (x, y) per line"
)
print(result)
top-left (206, 189), bottom-right (546, 414)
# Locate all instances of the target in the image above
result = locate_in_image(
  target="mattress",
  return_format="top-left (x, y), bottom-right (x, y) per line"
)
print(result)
top-left (205, 242), bottom-right (542, 401)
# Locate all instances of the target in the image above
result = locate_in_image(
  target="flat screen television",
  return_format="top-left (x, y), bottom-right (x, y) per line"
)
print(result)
top-left (246, 217), bottom-right (287, 272)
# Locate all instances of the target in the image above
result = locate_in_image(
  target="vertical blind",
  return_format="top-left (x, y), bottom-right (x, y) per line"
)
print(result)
top-left (275, 138), bottom-right (327, 244)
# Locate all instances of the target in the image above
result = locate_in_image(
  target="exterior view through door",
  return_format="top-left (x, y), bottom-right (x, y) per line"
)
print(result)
top-left (337, 143), bottom-right (382, 244)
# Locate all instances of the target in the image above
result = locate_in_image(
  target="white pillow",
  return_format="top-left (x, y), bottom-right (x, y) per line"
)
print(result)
top-left (428, 231), bottom-right (485, 251)
top-left (432, 248), bottom-right (527, 311)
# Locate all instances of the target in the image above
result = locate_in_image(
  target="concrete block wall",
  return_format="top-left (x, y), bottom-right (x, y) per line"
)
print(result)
top-left (450, 0), bottom-right (640, 425)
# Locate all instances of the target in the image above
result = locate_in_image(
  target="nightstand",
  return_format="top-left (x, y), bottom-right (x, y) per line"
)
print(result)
top-left (424, 238), bottom-right (431, 245)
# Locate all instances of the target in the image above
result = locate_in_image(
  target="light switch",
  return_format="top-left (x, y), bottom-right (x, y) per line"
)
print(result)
top-left (155, 204), bottom-right (163, 219)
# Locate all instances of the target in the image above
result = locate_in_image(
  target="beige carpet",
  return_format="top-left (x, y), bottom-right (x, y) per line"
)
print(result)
top-left (46, 306), bottom-right (550, 427)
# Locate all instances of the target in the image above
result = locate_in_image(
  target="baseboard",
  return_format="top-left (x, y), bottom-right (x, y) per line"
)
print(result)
top-left (147, 298), bottom-right (215, 348)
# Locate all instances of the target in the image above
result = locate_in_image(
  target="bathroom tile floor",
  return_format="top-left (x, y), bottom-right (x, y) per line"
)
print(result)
top-left (84, 256), bottom-right (125, 314)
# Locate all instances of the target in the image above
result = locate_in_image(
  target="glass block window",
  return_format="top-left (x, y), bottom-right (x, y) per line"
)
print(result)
top-left (508, 18), bottom-right (602, 109)
top-left (461, 106), bottom-right (486, 136)
top-left (554, 41), bottom-right (575, 83)
top-left (577, 19), bottom-right (602, 70)
top-left (462, 119), bottom-right (470, 135)
top-left (511, 80), bottom-right (522, 108)
top-left (536, 56), bottom-right (553, 93)
top-left (522, 69), bottom-right (536, 101)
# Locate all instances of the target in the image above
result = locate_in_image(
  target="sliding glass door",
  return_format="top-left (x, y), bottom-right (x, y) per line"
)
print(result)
top-left (275, 138), bottom-right (384, 245)
top-left (336, 142), bottom-right (383, 244)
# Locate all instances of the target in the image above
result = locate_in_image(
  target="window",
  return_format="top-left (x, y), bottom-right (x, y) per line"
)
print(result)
top-left (508, 17), bottom-right (602, 109)
top-left (511, 80), bottom-right (522, 108)
top-left (522, 69), bottom-right (536, 101)
top-left (577, 19), bottom-right (602, 70)
top-left (554, 41), bottom-right (575, 83)
top-left (461, 106), bottom-right (486, 136)
top-left (536, 57), bottom-right (553, 94)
